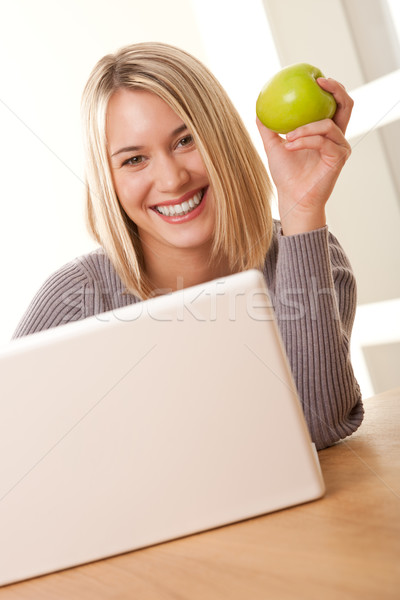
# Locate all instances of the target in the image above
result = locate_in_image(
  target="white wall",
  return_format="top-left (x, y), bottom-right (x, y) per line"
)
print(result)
top-left (0, 0), bottom-right (207, 342)
top-left (2, 0), bottom-right (399, 397)
top-left (263, 0), bottom-right (400, 397)
top-left (1, 0), bottom-right (282, 343)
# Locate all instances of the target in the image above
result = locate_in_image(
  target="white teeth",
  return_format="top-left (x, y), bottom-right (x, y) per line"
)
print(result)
top-left (155, 190), bottom-right (204, 217)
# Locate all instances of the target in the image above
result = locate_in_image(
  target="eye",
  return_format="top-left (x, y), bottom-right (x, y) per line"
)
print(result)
top-left (122, 155), bottom-right (145, 167)
top-left (176, 134), bottom-right (194, 149)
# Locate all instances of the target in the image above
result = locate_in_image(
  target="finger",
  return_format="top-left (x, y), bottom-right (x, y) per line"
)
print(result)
top-left (316, 77), bottom-right (354, 134)
top-left (256, 117), bottom-right (285, 152)
top-left (286, 118), bottom-right (348, 146)
top-left (285, 135), bottom-right (351, 168)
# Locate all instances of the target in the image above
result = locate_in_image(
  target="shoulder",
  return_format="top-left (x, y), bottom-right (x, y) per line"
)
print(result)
top-left (37, 247), bottom-right (118, 299)
top-left (13, 248), bottom-right (137, 338)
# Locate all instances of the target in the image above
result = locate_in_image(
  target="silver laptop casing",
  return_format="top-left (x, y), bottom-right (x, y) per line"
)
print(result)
top-left (0, 269), bottom-right (324, 585)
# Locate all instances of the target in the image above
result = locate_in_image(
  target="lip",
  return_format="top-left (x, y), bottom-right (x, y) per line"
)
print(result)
top-left (150, 187), bottom-right (208, 224)
top-left (150, 187), bottom-right (205, 209)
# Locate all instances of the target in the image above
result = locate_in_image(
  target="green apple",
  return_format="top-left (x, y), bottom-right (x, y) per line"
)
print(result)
top-left (256, 63), bottom-right (337, 134)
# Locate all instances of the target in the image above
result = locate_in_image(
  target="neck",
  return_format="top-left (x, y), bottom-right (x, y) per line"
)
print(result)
top-left (143, 244), bottom-right (231, 295)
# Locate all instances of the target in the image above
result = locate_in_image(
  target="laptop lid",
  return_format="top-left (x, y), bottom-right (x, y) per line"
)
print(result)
top-left (0, 269), bottom-right (324, 585)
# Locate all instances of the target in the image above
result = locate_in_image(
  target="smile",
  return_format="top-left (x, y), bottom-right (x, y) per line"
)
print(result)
top-left (153, 190), bottom-right (205, 217)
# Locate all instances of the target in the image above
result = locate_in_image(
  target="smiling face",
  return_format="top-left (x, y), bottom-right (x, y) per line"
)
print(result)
top-left (106, 88), bottom-right (215, 266)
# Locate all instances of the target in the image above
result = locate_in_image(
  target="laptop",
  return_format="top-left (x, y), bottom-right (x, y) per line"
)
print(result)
top-left (0, 269), bottom-right (324, 586)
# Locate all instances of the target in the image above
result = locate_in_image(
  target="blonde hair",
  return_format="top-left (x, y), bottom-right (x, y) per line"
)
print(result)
top-left (81, 41), bottom-right (273, 298)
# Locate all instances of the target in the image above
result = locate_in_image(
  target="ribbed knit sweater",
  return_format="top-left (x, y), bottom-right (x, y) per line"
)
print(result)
top-left (13, 224), bottom-right (364, 449)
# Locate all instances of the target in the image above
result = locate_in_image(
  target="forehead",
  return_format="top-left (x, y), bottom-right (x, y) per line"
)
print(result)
top-left (106, 88), bottom-right (184, 148)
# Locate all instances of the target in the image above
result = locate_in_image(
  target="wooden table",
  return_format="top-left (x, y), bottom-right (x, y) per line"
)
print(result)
top-left (2, 388), bottom-right (400, 600)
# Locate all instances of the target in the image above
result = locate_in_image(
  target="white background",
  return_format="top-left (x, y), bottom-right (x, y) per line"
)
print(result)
top-left (1, 0), bottom-right (400, 397)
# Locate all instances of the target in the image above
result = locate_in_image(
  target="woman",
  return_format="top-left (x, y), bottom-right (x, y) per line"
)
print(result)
top-left (13, 42), bottom-right (363, 449)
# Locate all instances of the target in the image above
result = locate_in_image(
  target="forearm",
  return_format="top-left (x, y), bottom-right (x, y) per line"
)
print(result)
top-left (278, 200), bottom-right (326, 237)
top-left (270, 225), bottom-right (363, 449)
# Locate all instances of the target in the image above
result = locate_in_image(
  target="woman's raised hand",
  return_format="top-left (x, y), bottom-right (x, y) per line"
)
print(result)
top-left (257, 78), bottom-right (353, 236)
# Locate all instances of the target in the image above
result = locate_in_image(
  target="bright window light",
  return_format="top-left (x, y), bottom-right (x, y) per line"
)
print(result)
top-left (190, 0), bottom-right (281, 216)
top-left (387, 0), bottom-right (400, 41)
top-left (351, 298), bottom-right (400, 398)
top-left (189, 0), bottom-right (280, 149)
top-left (346, 68), bottom-right (400, 140)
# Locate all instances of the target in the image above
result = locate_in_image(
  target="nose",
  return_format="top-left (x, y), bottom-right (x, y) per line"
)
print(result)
top-left (154, 153), bottom-right (190, 193)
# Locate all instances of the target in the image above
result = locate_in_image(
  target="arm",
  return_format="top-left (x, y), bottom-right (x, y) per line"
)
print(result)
top-left (12, 251), bottom-right (139, 339)
top-left (270, 225), bottom-right (363, 450)
top-left (258, 79), bottom-right (363, 448)
top-left (257, 77), bottom-right (353, 236)
top-left (12, 260), bottom-right (94, 338)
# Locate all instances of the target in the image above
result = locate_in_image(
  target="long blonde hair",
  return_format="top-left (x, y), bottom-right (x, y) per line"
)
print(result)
top-left (81, 41), bottom-right (274, 298)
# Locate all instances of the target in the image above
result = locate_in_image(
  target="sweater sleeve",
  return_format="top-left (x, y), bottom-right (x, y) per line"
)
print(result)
top-left (12, 261), bottom-right (98, 338)
top-left (268, 225), bottom-right (364, 450)
top-left (12, 251), bottom-right (139, 339)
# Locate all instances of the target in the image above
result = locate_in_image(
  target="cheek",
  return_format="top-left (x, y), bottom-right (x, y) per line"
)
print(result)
top-left (113, 173), bottom-right (149, 212)
top-left (190, 152), bottom-right (208, 177)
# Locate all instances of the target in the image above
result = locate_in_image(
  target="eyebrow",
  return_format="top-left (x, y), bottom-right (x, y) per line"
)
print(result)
top-left (111, 124), bottom-right (189, 157)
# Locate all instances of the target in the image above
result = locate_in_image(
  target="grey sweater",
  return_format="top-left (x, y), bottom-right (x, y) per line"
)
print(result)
top-left (13, 224), bottom-right (364, 449)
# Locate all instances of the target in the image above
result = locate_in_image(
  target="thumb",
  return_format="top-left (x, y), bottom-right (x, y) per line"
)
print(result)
top-left (256, 117), bottom-right (284, 152)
